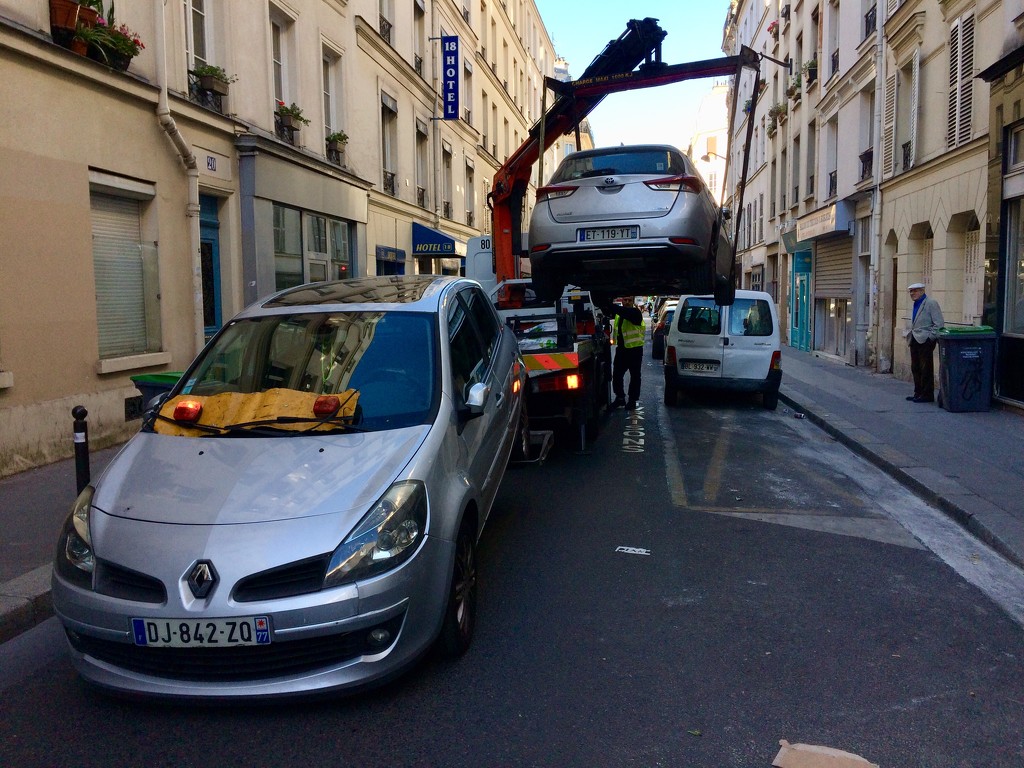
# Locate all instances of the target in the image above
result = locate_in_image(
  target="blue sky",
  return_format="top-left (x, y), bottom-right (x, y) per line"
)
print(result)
top-left (532, 2), bottom-right (733, 147)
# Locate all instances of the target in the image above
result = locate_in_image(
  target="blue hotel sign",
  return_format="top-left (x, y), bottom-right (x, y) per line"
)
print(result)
top-left (442, 36), bottom-right (459, 120)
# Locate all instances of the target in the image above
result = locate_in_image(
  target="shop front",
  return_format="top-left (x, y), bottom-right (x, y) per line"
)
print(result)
top-left (796, 202), bottom-right (856, 363)
top-left (411, 222), bottom-right (465, 275)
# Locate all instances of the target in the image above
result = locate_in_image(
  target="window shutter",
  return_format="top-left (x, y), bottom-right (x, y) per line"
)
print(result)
top-left (909, 49), bottom-right (919, 169)
top-left (886, 0), bottom-right (900, 19)
top-left (882, 73), bottom-right (897, 178)
top-left (957, 14), bottom-right (974, 146)
top-left (91, 194), bottom-right (146, 358)
top-left (947, 20), bottom-right (960, 148)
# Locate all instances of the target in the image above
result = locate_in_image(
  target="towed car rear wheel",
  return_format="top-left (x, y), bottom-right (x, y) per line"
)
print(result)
top-left (437, 521), bottom-right (477, 658)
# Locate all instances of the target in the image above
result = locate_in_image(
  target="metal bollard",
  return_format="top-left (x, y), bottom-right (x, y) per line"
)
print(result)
top-left (72, 405), bottom-right (90, 494)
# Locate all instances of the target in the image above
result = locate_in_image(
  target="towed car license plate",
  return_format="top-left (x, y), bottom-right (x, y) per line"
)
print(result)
top-left (579, 226), bottom-right (639, 242)
top-left (131, 616), bottom-right (271, 647)
top-left (682, 361), bottom-right (719, 372)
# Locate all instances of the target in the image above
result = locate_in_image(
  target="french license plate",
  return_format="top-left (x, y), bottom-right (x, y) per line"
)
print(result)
top-left (579, 226), bottom-right (639, 242)
top-left (682, 361), bottom-right (719, 373)
top-left (131, 616), bottom-right (271, 647)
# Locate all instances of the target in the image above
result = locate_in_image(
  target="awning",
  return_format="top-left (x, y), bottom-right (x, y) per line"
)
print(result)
top-left (412, 222), bottom-right (466, 257)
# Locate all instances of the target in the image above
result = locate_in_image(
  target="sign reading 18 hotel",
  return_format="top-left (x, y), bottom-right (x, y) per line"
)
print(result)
top-left (442, 36), bottom-right (459, 120)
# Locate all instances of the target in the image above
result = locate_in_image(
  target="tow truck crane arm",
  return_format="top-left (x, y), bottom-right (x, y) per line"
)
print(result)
top-left (487, 16), bottom-right (761, 308)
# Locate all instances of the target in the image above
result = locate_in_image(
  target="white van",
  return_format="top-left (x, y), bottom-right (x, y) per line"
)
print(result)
top-left (662, 290), bottom-right (782, 409)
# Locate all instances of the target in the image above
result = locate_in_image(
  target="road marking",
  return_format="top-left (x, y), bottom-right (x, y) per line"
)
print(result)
top-left (615, 546), bottom-right (651, 556)
top-left (703, 411), bottom-right (732, 502)
top-left (657, 400), bottom-right (688, 507)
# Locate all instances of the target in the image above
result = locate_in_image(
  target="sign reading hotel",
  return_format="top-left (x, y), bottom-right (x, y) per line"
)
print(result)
top-left (442, 36), bottom-right (459, 120)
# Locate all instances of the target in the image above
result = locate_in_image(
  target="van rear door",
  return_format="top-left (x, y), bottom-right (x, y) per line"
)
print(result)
top-left (721, 296), bottom-right (776, 382)
top-left (673, 296), bottom-right (724, 378)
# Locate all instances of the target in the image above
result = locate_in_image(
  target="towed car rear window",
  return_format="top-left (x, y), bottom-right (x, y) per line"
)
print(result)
top-left (550, 148), bottom-right (688, 182)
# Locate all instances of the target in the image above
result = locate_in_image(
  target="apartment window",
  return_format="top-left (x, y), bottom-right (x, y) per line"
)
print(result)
top-left (416, 120), bottom-right (429, 208)
top-left (322, 48), bottom-right (343, 147)
top-left (807, 122), bottom-right (817, 198)
top-left (465, 162), bottom-right (476, 227)
top-left (270, 17), bottom-right (286, 105)
top-left (185, 0), bottom-right (209, 69)
top-left (379, 0), bottom-right (393, 45)
top-left (463, 59), bottom-right (473, 124)
top-left (90, 187), bottom-right (161, 359)
top-left (273, 204), bottom-right (303, 291)
top-left (481, 92), bottom-right (489, 150)
top-left (864, 3), bottom-right (877, 40)
top-left (947, 13), bottom-right (975, 149)
top-left (442, 143), bottom-right (453, 218)
top-left (381, 92), bottom-right (398, 196)
top-left (414, 3), bottom-right (425, 76)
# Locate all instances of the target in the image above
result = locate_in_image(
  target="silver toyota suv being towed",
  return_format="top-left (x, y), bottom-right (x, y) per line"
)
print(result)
top-left (528, 144), bottom-right (733, 305)
top-left (52, 275), bottom-right (528, 699)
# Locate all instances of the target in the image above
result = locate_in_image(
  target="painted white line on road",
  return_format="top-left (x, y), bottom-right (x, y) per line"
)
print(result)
top-left (615, 546), bottom-right (651, 556)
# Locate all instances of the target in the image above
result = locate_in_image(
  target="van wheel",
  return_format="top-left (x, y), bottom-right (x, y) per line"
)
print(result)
top-left (664, 378), bottom-right (678, 406)
top-left (762, 390), bottom-right (779, 411)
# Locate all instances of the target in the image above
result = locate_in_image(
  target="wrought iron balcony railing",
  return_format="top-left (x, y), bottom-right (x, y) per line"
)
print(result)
top-left (902, 141), bottom-right (913, 170)
top-left (379, 15), bottom-right (392, 45)
top-left (442, 200), bottom-right (452, 219)
top-left (187, 71), bottom-right (225, 114)
top-left (859, 148), bottom-right (873, 181)
top-left (416, 186), bottom-right (427, 208)
top-left (828, 170), bottom-right (838, 198)
top-left (864, 6), bottom-right (877, 40)
top-left (383, 170), bottom-right (396, 196)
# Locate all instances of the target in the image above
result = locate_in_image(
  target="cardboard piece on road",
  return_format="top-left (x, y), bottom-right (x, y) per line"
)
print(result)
top-left (773, 740), bottom-right (880, 768)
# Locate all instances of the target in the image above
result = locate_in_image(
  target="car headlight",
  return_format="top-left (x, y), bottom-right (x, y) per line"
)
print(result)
top-left (323, 480), bottom-right (427, 589)
top-left (55, 485), bottom-right (95, 587)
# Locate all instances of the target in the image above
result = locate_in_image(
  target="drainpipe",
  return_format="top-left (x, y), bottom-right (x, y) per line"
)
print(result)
top-left (870, 6), bottom-right (885, 371)
top-left (154, 0), bottom-right (204, 356)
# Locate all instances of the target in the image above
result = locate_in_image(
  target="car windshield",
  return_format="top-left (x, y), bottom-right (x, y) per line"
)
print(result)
top-left (159, 311), bottom-right (438, 434)
top-left (550, 148), bottom-right (687, 183)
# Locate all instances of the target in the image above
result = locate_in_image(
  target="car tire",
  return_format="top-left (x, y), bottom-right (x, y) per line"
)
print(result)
top-left (762, 389), bottom-right (779, 411)
top-left (437, 520), bottom-right (477, 659)
top-left (531, 272), bottom-right (564, 303)
top-left (510, 400), bottom-right (530, 462)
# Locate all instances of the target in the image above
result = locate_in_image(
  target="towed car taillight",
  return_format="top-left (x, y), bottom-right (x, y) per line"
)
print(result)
top-left (536, 185), bottom-right (578, 203)
top-left (644, 175), bottom-right (704, 194)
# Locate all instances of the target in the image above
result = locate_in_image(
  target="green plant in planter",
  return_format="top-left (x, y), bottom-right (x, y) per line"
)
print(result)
top-left (326, 131), bottom-right (349, 145)
top-left (276, 102), bottom-right (311, 126)
top-left (192, 64), bottom-right (237, 84)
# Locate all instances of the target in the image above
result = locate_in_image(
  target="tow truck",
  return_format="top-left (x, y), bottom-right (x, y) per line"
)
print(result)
top-left (471, 18), bottom-right (770, 452)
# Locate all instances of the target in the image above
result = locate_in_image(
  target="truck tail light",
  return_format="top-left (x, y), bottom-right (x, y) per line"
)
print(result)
top-left (770, 351), bottom-right (782, 371)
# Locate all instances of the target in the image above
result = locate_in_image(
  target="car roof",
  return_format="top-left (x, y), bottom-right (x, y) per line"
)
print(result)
top-left (240, 275), bottom-right (466, 317)
top-left (571, 143), bottom-right (684, 158)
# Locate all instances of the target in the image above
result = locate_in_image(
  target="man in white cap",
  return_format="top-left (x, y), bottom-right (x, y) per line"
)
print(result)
top-left (906, 282), bottom-right (944, 403)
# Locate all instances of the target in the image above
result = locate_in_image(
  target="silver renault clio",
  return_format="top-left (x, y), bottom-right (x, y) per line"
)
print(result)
top-left (52, 275), bottom-right (528, 699)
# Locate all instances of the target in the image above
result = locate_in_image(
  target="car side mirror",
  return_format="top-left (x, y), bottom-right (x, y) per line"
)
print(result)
top-left (458, 382), bottom-right (490, 425)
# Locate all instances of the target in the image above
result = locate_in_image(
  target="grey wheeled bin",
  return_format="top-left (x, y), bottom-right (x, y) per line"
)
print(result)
top-left (937, 327), bottom-right (995, 412)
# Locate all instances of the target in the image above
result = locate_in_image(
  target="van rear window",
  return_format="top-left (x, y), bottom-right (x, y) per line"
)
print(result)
top-left (731, 299), bottom-right (774, 337)
top-left (677, 299), bottom-right (721, 335)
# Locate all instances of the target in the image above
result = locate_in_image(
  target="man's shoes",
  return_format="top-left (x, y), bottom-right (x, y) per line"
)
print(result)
top-left (906, 395), bottom-right (917, 401)
top-left (625, 401), bottom-right (637, 410)
top-left (610, 397), bottom-right (626, 409)
top-left (911, 396), bottom-right (934, 403)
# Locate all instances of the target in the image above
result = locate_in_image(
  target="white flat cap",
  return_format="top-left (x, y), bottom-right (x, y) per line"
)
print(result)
top-left (908, 282), bottom-right (925, 290)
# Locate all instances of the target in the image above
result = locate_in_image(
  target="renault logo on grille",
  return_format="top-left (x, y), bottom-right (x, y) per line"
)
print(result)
top-left (187, 560), bottom-right (218, 599)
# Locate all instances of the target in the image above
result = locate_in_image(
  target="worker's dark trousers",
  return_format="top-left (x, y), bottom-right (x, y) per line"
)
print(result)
top-left (613, 345), bottom-right (643, 403)
top-left (909, 337), bottom-right (937, 400)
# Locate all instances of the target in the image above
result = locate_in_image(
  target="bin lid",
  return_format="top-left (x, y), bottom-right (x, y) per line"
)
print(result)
top-left (130, 372), bottom-right (184, 385)
top-left (938, 325), bottom-right (995, 336)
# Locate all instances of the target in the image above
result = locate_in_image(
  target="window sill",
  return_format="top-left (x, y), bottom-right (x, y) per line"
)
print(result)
top-left (96, 352), bottom-right (172, 375)
top-left (0, 371), bottom-right (13, 389)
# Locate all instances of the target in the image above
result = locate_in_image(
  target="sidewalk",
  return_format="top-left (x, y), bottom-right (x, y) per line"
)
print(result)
top-left (2, 349), bottom-right (1023, 642)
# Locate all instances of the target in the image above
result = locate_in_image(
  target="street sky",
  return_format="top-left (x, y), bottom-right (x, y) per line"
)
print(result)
top-left (532, 1), bottom-right (734, 148)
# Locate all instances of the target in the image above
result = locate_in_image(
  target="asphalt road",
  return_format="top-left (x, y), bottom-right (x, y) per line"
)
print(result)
top-left (2, 358), bottom-right (1023, 767)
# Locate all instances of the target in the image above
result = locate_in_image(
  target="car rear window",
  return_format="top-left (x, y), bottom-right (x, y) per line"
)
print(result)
top-left (550, 149), bottom-right (687, 182)
top-left (677, 298), bottom-right (721, 335)
top-left (730, 299), bottom-right (774, 337)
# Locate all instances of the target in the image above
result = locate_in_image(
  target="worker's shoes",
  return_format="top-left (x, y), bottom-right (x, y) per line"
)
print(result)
top-left (625, 401), bottom-right (638, 410)
top-left (610, 397), bottom-right (626, 409)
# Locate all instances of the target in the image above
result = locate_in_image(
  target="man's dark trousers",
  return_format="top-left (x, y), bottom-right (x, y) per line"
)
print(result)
top-left (910, 337), bottom-right (937, 400)
top-left (613, 345), bottom-right (643, 404)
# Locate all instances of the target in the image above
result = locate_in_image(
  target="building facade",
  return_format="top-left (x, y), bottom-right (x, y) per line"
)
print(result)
top-left (724, 0), bottom-right (1021, 406)
top-left (0, 0), bottom-right (565, 475)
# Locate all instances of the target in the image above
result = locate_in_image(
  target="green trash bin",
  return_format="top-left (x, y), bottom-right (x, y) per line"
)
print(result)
top-left (130, 372), bottom-right (183, 404)
top-left (937, 327), bottom-right (995, 412)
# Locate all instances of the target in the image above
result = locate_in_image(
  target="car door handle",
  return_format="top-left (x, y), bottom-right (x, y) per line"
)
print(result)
top-left (722, 338), bottom-right (730, 346)
top-left (495, 390), bottom-right (505, 408)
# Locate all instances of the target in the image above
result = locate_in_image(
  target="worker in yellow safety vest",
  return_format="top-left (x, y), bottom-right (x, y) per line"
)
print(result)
top-left (608, 296), bottom-right (645, 410)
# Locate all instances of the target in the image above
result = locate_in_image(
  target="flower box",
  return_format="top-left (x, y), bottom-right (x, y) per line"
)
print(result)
top-left (199, 75), bottom-right (230, 96)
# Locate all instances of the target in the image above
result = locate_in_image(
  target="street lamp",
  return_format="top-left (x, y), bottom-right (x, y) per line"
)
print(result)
top-left (700, 151), bottom-right (727, 162)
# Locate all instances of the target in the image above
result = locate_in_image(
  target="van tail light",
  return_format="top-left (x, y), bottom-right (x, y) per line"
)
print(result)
top-left (665, 346), bottom-right (677, 366)
top-left (172, 400), bottom-right (203, 423)
top-left (770, 351), bottom-right (782, 371)
top-left (644, 175), bottom-right (703, 194)
top-left (536, 185), bottom-right (577, 203)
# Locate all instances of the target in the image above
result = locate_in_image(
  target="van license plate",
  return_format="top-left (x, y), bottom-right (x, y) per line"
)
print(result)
top-left (682, 361), bottom-right (719, 372)
top-left (131, 616), bottom-right (271, 647)
top-left (579, 226), bottom-right (639, 242)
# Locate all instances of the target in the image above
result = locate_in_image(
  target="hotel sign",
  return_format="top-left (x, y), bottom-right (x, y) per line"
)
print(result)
top-left (442, 36), bottom-right (459, 120)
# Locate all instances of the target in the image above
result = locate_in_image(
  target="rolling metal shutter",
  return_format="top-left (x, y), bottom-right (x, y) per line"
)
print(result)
top-left (90, 193), bottom-right (146, 358)
top-left (813, 234), bottom-right (853, 296)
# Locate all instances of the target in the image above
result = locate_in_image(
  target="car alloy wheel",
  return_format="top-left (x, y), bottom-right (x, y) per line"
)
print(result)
top-left (438, 522), bottom-right (477, 658)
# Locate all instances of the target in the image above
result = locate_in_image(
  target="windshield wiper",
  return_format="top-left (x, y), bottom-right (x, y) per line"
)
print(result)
top-left (150, 412), bottom-right (366, 436)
